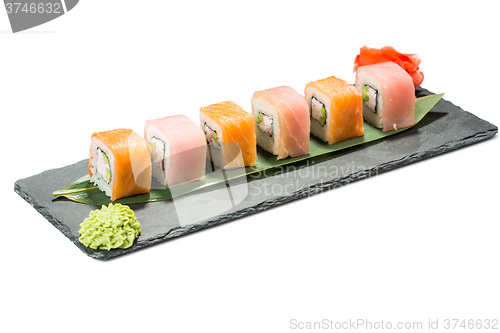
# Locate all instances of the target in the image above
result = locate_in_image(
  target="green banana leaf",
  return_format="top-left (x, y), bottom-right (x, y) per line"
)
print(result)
top-left (53, 93), bottom-right (443, 205)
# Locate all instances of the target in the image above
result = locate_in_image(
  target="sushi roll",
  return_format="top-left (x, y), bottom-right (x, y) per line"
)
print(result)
top-left (89, 129), bottom-right (152, 201)
top-left (251, 86), bottom-right (310, 159)
top-left (200, 101), bottom-right (257, 169)
top-left (144, 115), bottom-right (207, 187)
top-left (355, 61), bottom-right (416, 132)
top-left (305, 76), bottom-right (364, 145)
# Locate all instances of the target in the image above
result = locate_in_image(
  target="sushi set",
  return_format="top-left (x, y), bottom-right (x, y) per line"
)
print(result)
top-left (14, 47), bottom-right (498, 259)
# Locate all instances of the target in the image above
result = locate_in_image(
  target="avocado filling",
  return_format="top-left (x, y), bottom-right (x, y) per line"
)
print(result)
top-left (96, 148), bottom-right (112, 184)
top-left (149, 136), bottom-right (165, 171)
top-left (311, 96), bottom-right (327, 126)
top-left (257, 112), bottom-right (273, 137)
top-left (362, 85), bottom-right (378, 113)
top-left (204, 123), bottom-right (220, 149)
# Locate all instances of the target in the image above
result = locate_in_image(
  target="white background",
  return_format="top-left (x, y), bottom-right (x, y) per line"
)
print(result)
top-left (1, 1), bottom-right (499, 332)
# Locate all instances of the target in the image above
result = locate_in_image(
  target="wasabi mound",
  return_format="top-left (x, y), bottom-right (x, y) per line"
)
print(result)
top-left (78, 203), bottom-right (141, 251)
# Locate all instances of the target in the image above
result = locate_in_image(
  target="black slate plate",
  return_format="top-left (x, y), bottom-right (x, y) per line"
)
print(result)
top-left (14, 88), bottom-right (498, 260)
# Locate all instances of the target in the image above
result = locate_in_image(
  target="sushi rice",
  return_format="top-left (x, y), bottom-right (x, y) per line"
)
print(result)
top-left (203, 123), bottom-right (221, 149)
top-left (357, 72), bottom-right (384, 129)
top-left (144, 125), bottom-right (171, 186)
top-left (200, 113), bottom-right (229, 168)
top-left (305, 88), bottom-right (332, 143)
top-left (89, 138), bottom-right (115, 198)
top-left (251, 97), bottom-right (281, 155)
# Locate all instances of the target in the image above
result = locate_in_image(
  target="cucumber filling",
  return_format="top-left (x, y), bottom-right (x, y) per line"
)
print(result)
top-left (257, 112), bottom-right (273, 137)
top-left (149, 137), bottom-right (165, 171)
top-left (204, 123), bottom-right (220, 149)
top-left (96, 148), bottom-right (112, 184)
top-left (362, 85), bottom-right (378, 113)
top-left (311, 96), bottom-right (326, 126)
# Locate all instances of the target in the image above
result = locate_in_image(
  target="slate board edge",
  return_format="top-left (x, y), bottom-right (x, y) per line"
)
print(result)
top-left (13, 87), bottom-right (499, 260)
top-left (99, 126), bottom-right (497, 260)
top-left (15, 125), bottom-right (496, 261)
top-left (14, 181), bottom-right (93, 255)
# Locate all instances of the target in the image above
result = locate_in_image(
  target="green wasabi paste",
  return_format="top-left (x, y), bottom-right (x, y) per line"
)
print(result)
top-left (78, 203), bottom-right (141, 251)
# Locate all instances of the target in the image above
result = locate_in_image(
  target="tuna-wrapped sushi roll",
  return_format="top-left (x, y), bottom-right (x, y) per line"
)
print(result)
top-left (355, 61), bottom-right (416, 132)
top-left (252, 86), bottom-right (310, 159)
top-left (200, 101), bottom-right (257, 169)
top-left (89, 129), bottom-right (152, 201)
top-left (305, 76), bottom-right (364, 145)
top-left (145, 115), bottom-right (207, 187)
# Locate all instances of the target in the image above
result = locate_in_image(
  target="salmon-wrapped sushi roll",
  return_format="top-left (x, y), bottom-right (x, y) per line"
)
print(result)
top-left (252, 86), bottom-right (310, 160)
top-left (200, 101), bottom-right (257, 169)
top-left (305, 76), bottom-right (364, 145)
top-left (144, 115), bottom-right (207, 187)
top-left (355, 61), bottom-right (416, 132)
top-left (89, 129), bottom-right (152, 201)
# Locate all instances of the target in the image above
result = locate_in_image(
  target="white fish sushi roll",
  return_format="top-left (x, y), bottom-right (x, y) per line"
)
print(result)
top-left (144, 115), bottom-right (207, 187)
top-left (251, 86), bottom-right (310, 159)
top-left (355, 62), bottom-right (416, 132)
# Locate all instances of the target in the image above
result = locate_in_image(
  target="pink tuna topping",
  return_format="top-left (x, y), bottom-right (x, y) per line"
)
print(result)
top-left (356, 62), bottom-right (416, 132)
